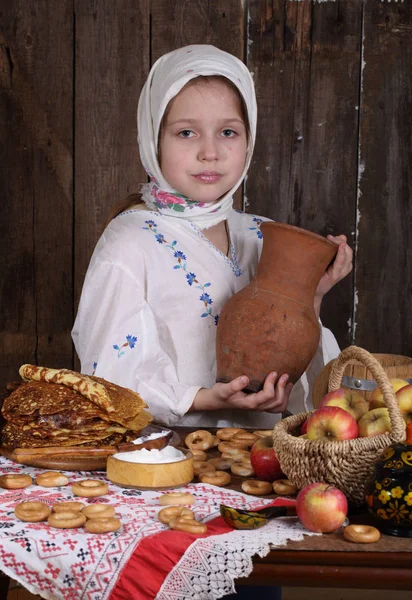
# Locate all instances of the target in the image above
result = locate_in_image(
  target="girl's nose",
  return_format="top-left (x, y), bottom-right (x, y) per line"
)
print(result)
top-left (198, 137), bottom-right (219, 161)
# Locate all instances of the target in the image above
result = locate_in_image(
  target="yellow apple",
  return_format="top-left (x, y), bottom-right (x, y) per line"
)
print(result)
top-left (358, 408), bottom-right (391, 437)
top-left (369, 378), bottom-right (409, 409)
top-left (320, 387), bottom-right (368, 422)
top-left (396, 384), bottom-right (412, 424)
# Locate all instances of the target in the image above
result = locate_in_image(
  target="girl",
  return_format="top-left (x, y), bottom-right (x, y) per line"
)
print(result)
top-left (72, 45), bottom-right (352, 429)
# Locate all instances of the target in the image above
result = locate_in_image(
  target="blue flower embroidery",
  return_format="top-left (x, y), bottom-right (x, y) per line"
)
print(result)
top-left (143, 220), bottom-right (219, 324)
top-left (186, 272), bottom-right (196, 286)
top-left (249, 217), bottom-right (263, 239)
top-left (113, 334), bottom-right (138, 358)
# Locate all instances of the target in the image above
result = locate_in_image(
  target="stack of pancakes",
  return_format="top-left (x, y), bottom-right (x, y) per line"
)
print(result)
top-left (1, 365), bottom-right (153, 449)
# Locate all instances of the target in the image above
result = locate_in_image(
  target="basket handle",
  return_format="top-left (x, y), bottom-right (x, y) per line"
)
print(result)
top-left (328, 346), bottom-right (405, 442)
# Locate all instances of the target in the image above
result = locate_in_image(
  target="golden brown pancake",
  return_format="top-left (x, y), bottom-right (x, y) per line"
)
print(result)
top-left (89, 376), bottom-right (147, 424)
top-left (2, 381), bottom-right (109, 420)
top-left (1, 366), bottom-right (153, 450)
top-left (19, 365), bottom-right (115, 413)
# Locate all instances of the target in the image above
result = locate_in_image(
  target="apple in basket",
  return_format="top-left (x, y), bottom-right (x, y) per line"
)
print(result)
top-left (319, 387), bottom-right (368, 422)
top-left (369, 378), bottom-right (409, 410)
top-left (395, 384), bottom-right (412, 424)
top-left (306, 406), bottom-right (359, 441)
top-left (300, 418), bottom-right (308, 435)
top-left (357, 407), bottom-right (391, 437)
top-left (250, 436), bottom-right (284, 482)
top-left (296, 482), bottom-right (348, 533)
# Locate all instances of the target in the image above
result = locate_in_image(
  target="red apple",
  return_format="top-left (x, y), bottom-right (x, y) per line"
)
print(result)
top-left (296, 482), bottom-right (348, 533)
top-left (320, 387), bottom-right (368, 422)
top-left (300, 419), bottom-right (308, 435)
top-left (396, 384), bottom-right (412, 424)
top-left (250, 436), bottom-right (284, 482)
top-left (306, 406), bottom-right (358, 441)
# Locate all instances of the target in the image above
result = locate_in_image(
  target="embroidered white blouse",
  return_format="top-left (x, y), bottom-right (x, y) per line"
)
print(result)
top-left (72, 208), bottom-right (340, 428)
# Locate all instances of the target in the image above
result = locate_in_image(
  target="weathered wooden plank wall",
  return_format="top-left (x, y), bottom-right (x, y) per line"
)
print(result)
top-left (247, 0), bottom-right (362, 347)
top-left (1, 0), bottom-right (411, 388)
top-left (0, 0), bottom-right (74, 386)
top-left (356, 0), bottom-right (412, 355)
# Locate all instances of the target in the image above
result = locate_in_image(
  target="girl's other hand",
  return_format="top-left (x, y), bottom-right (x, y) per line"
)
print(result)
top-left (314, 234), bottom-right (353, 317)
top-left (192, 372), bottom-right (294, 414)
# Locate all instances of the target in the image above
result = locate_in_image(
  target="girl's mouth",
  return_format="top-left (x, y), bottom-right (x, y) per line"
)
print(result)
top-left (193, 172), bottom-right (223, 184)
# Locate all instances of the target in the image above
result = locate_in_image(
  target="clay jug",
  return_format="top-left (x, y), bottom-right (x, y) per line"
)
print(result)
top-left (216, 222), bottom-right (338, 393)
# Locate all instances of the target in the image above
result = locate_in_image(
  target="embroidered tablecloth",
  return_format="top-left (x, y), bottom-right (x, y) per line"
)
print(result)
top-left (0, 457), bottom-right (317, 599)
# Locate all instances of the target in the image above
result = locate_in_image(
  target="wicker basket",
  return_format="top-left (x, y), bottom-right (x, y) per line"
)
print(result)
top-left (312, 352), bottom-right (412, 407)
top-left (272, 346), bottom-right (406, 505)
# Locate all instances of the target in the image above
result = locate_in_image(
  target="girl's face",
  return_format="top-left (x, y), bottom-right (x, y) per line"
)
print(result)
top-left (159, 78), bottom-right (248, 204)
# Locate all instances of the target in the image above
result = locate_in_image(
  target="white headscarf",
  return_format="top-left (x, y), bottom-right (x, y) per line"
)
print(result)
top-left (137, 44), bottom-right (257, 229)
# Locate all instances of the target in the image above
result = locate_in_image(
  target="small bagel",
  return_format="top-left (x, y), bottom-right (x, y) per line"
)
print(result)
top-left (198, 470), bottom-right (231, 486)
top-left (272, 479), bottom-right (298, 496)
top-left (216, 428), bottom-right (244, 441)
top-left (221, 450), bottom-right (250, 463)
top-left (208, 457), bottom-right (233, 471)
top-left (211, 435), bottom-right (220, 448)
top-left (15, 501), bottom-right (51, 522)
top-left (218, 441), bottom-right (248, 455)
top-left (241, 480), bottom-right (273, 496)
top-left (48, 510), bottom-right (87, 529)
top-left (193, 460), bottom-right (215, 476)
top-left (253, 429), bottom-right (274, 438)
top-left (0, 474), bottom-right (32, 490)
top-left (185, 430), bottom-right (214, 451)
top-left (343, 524), bottom-right (381, 544)
top-left (230, 431), bottom-right (259, 447)
top-left (72, 479), bottom-right (108, 498)
top-left (231, 462), bottom-right (255, 477)
top-left (159, 492), bottom-right (194, 506)
top-left (36, 471), bottom-right (69, 487)
top-left (169, 517), bottom-right (207, 534)
top-left (238, 456), bottom-right (252, 468)
top-left (53, 501), bottom-right (85, 513)
top-left (82, 504), bottom-right (116, 519)
top-left (191, 450), bottom-right (208, 461)
top-left (158, 506), bottom-right (194, 525)
top-left (85, 517), bottom-right (121, 534)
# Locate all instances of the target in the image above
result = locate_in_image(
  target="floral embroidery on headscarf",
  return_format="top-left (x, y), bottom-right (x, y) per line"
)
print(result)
top-left (149, 178), bottom-right (207, 212)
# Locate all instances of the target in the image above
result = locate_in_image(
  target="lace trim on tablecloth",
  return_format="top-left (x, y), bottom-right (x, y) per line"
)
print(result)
top-left (0, 455), bottom-right (314, 600)
top-left (157, 517), bottom-right (319, 599)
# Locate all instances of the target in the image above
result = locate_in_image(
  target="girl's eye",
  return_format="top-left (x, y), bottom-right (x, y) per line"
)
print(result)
top-left (221, 129), bottom-right (237, 138)
top-left (178, 130), bottom-right (195, 138)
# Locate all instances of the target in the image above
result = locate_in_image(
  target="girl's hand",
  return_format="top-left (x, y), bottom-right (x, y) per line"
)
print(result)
top-left (191, 372), bottom-right (294, 414)
top-left (314, 234), bottom-right (353, 317)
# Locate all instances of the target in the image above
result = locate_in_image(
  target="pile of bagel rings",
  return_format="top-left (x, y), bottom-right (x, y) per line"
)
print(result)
top-left (1, 470), bottom-right (121, 534)
top-left (15, 500), bottom-right (121, 533)
top-left (184, 428), bottom-right (298, 497)
top-left (157, 491), bottom-right (207, 534)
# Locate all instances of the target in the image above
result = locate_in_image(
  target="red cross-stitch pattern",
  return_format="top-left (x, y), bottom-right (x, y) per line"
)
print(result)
top-left (0, 457), bottom-right (277, 600)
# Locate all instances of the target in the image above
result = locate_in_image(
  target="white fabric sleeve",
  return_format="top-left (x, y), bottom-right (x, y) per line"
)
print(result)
top-left (287, 322), bottom-right (341, 415)
top-left (72, 258), bottom-right (200, 426)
